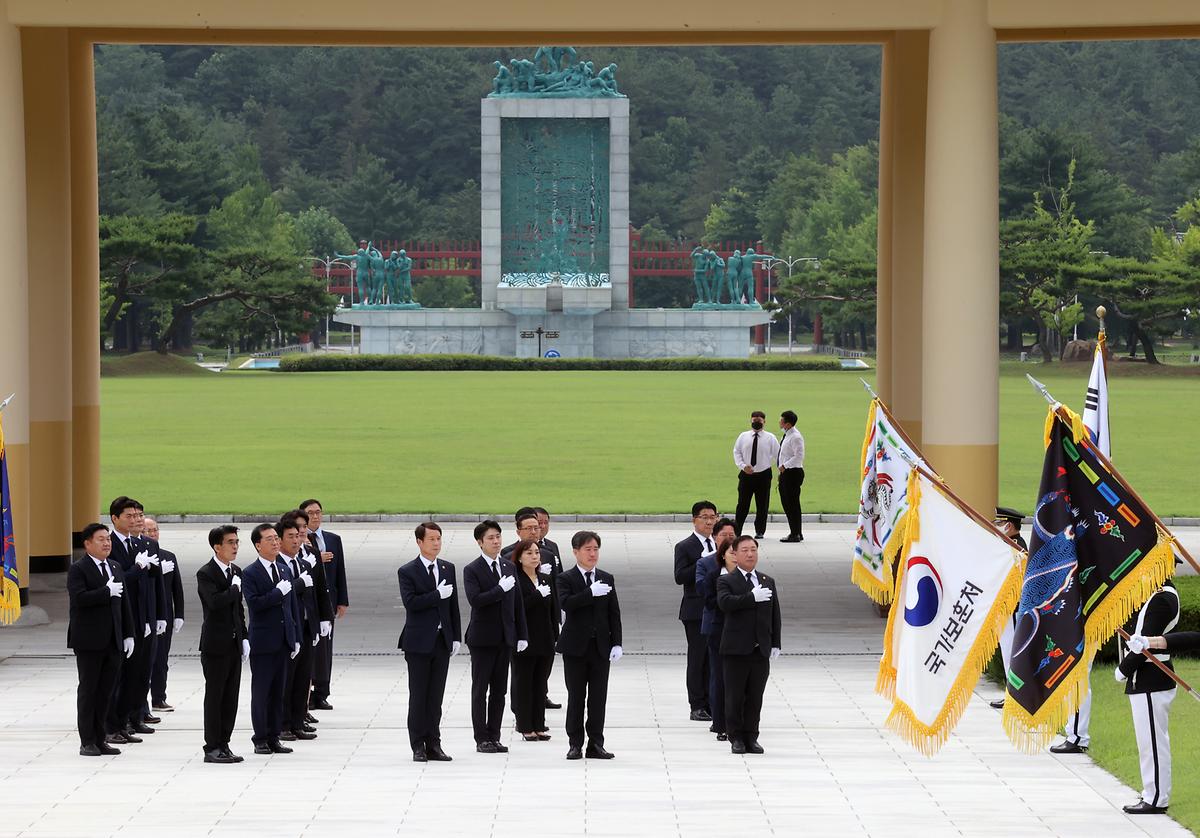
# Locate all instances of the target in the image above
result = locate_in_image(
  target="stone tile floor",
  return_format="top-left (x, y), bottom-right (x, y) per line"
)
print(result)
top-left (1, 522), bottom-right (1195, 838)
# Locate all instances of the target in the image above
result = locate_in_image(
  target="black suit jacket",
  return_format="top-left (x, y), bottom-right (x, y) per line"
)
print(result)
top-left (673, 533), bottom-right (708, 622)
top-left (280, 551), bottom-right (329, 639)
top-left (299, 544), bottom-right (335, 622)
top-left (464, 555), bottom-right (528, 648)
top-left (109, 531), bottom-right (157, 630)
top-left (556, 566), bottom-right (622, 657)
top-left (243, 558), bottom-right (301, 655)
top-left (397, 557), bottom-right (462, 654)
top-left (197, 559), bottom-right (247, 655)
top-left (159, 547), bottom-right (185, 623)
top-left (309, 529), bottom-right (349, 609)
top-left (1118, 581), bottom-right (1179, 694)
top-left (717, 569), bottom-right (782, 657)
top-left (67, 556), bottom-right (134, 652)
top-left (517, 571), bottom-right (558, 655)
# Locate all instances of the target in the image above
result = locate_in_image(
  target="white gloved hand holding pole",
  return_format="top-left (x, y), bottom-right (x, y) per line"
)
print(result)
top-left (1127, 634), bottom-right (1149, 655)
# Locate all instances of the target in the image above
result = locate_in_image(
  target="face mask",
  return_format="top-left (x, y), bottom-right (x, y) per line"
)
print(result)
top-left (751, 420), bottom-right (764, 430)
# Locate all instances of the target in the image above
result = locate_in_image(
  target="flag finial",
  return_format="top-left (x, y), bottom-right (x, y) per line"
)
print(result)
top-left (1095, 305), bottom-right (1106, 337)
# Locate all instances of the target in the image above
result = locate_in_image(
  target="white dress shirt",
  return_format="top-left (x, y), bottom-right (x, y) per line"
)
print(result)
top-left (257, 556), bottom-right (281, 580)
top-left (312, 527), bottom-right (326, 553)
top-left (693, 532), bottom-right (716, 556)
top-left (733, 429), bottom-right (779, 473)
top-left (778, 427), bottom-right (806, 470)
top-left (90, 555), bottom-right (109, 576)
top-left (420, 555), bottom-right (439, 584)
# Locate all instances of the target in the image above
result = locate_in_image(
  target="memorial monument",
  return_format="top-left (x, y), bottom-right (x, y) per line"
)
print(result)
top-left (335, 49), bottom-right (770, 357)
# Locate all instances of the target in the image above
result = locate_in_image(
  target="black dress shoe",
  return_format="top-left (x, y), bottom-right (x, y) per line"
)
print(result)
top-left (143, 714), bottom-right (162, 724)
top-left (305, 713), bottom-right (320, 725)
top-left (988, 698), bottom-right (1006, 709)
top-left (426, 745), bottom-right (453, 761)
top-left (730, 739), bottom-right (747, 754)
top-left (278, 730), bottom-right (297, 741)
top-left (476, 741), bottom-right (498, 754)
top-left (690, 709), bottom-right (712, 722)
top-left (311, 699), bottom-right (333, 711)
top-left (492, 740), bottom-right (509, 753)
top-left (780, 535), bottom-right (801, 543)
top-left (302, 723), bottom-right (317, 733)
top-left (566, 746), bottom-right (583, 760)
top-left (222, 746), bottom-right (244, 763)
top-left (1049, 740), bottom-right (1088, 754)
top-left (292, 729), bottom-right (317, 740)
top-left (97, 742), bottom-right (122, 755)
top-left (204, 748), bottom-right (236, 764)
top-left (412, 748), bottom-right (427, 762)
top-left (536, 732), bottom-right (552, 741)
top-left (746, 740), bottom-right (765, 754)
top-left (253, 743), bottom-right (272, 755)
top-left (545, 698), bottom-right (562, 709)
top-left (106, 731), bottom-right (130, 745)
top-left (1123, 801), bottom-right (1168, 815)
top-left (268, 740), bottom-right (293, 754)
top-left (585, 744), bottom-right (615, 760)
top-left (130, 722), bottom-right (155, 735)
top-left (123, 726), bottom-right (146, 741)
top-left (152, 702), bottom-right (174, 712)
top-left (79, 744), bottom-right (102, 756)
top-left (716, 733), bottom-right (728, 741)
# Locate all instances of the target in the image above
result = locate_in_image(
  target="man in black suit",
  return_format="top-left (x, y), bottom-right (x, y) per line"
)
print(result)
top-left (717, 535), bottom-right (781, 755)
top-left (464, 520), bottom-right (528, 753)
top-left (196, 524), bottom-right (248, 764)
top-left (533, 506), bottom-right (564, 709)
top-left (501, 510), bottom-right (543, 562)
top-left (301, 498), bottom-right (349, 711)
top-left (277, 512), bottom-right (332, 741)
top-left (397, 521), bottom-right (462, 762)
top-left (556, 530), bottom-right (623, 761)
top-left (144, 516), bottom-right (185, 712)
top-left (674, 500), bottom-right (717, 722)
top-left (68, 524), bottom-right (135, 756)
top-left (242, 523), bottom-right (301, 755)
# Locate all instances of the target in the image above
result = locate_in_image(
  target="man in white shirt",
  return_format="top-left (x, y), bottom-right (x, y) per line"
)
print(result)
top-left (732, 411), bottom-right (780, 539)
top-left (777, 410), bottom-right (806, 543)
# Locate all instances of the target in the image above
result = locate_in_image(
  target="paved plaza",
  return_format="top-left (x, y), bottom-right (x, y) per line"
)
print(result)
top-left (2, 522), bottom-right (1197, 838)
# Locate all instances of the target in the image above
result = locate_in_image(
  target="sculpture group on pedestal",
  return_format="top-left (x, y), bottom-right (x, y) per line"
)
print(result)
top-left (490, 47), bottom-right (622, 98)
top-left (690, 246), bottom-right (770, 309)
top-left (334, 242), bottom-right (420, 309)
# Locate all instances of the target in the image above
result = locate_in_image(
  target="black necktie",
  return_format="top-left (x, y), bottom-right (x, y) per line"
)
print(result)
top-left (746, 571), bottom-right (755, 586)
top-left (98, 561), bottom-right (108, 581)
top-left (427, 563), bottom-right (436, 586)
top-left (704, 538), bottom-right (713, 553)
top-left (227, 567), bottom-right (233, 583)
top-left (271, 563), bottom-right (279, 584)
top-left (750, 432), bottom-right (759, 467)
top-left (585, 571), bottom-right (593, 587)
top-left (292, 559), bottom-right (301, 579)
top-left (491, 561), bottom-right (500, 580)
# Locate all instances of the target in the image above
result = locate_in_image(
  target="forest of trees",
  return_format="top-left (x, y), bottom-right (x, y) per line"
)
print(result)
top-left (96, 42), bottom-right (1200, 359)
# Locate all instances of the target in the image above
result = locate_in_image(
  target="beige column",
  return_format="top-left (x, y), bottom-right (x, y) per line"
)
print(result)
top-left (921, 0), bottom-right (999, 512)
top-left (875, 38), bottom-right (894, 405)
top-left (69, 31), bottom-right (100, 541)
top-left (888, 30), bottom-right (929, 447)
top-left (24, 28), bottom-right (73, 573)
top-left (0, 17), bottom-right (32, 602)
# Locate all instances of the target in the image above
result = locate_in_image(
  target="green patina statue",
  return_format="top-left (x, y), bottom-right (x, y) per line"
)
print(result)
top-left (725, 249), bottom-right (742, 304)
top-left (691, 246), bottom-right (709, 304)
top-left (334, 245), bottom-right (372, 305)
top-left (396, 249), bottom-right (414, 304)
top-left (489, 48), bottom-right (624, 98)
top-left (737, 247), bottom-right (771, 307)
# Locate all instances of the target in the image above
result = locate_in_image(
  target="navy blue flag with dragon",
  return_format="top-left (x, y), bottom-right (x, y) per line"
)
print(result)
top-left (1002, 406), bottom-right (1174, 751)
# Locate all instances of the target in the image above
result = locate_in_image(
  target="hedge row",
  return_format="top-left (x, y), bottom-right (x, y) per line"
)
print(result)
top-left (277, 353), bottom-right (845, 372)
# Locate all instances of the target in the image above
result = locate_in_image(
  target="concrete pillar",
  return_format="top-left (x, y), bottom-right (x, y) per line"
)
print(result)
top-left (921, 0), bottom-right (999, 512)
top-left (24, 28), bottom-right (74, 574)
top-left (888, 30), bottom-right (929, 447)
top-left (0, 18), bottom-right (32, 604)
top-left (69, 32), bottom-right (101, 541)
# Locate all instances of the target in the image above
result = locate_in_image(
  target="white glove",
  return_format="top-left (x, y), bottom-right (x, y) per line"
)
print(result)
top-left (451, 640), bottom-right (461, 656)
top-left (123, 637), bottom-right (135, 658)
top-left (173, 618), bottom-right (184, 634)
top-left (134, 550), bottom-right (152, 569)
top-left (436, 580), bottom-right (453, 600)
top-left (312, 634), bottom-right (320, 647)
top-left (609, 645), bottom-right (623, 662)
top-left (536, 583), bottom-right (552, 598)
top-left (517, 639), bottom-right (529, 653)
top-left (298, 571), bottom-right (313, 588)
top-left (275, 579), bottom-right (292, 596)
top-left (319, 621), bottom-right (331, 638)
top-left (589, 580), bottom-right (612, 597)
top-left (230, 574), bottom-right (242, 590)
top-left (770, 647), bottom-right (781, 661)
top-left (498, 574), bottom-right (516, 592)
top-left (539, 563), bottom-right (552, 575)
top-left (1114, 666), bottom-right (1127, 683)
top-left (146, 553), bottom-right (161, 567)
top-left (241, 639), bottom-right (250, 661)
top-left (156, 619), bottom-right (167, 635)
top-left (161, 559), bottom-right (176, 574)
top-left (143, 623), bottom-right (151, 637)
top-left (1127, 634), bottom-right (1149, 655)
top-left (105, 578), bottom-right (124, 597)
top-left (751, 585), bottom-right (774, 603)
top-left (290, 642), bottom-right (300, 659)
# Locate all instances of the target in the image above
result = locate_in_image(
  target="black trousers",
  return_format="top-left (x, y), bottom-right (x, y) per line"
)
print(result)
top-left (406, 637), bottom-right (451, 752)
top-left (470, 644), bottom-right (512, 743)
top-left (284, 632), bottom-right (315, 732)
top-left (724, 651), bottom-right (770, 743)
top-left (511, 652), bottom-right (553, 733)
top-left (563, 642), bottom-right (611, 749)
top-left (76, 647), bottom-right (121, 747)
top-left (682, 619), bottom-right (709, 711)
top-left (311, 619), bottom-right (334, 702)
top-left (117, 628), bottom-right (153, 727)
top-left (201, 651), bottom-right (242, 751)
top-left (705, 630), bottom-right (726, 734)
top-left (151, 620), bottom-right (175, 704)
top-left (249, 649), bottom-right (288, 745)
top-left (734, 470), bottom-right (772, 537)
top-left (778, 467), bottom-right (805, 537)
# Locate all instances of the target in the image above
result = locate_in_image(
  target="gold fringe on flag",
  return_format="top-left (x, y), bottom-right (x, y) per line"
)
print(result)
top-left (0, 577), bottom-right (18, 625)
top-left (852, 399), bottom-right (903, 604)
top-left (875, 467), bottom-right (921, 699)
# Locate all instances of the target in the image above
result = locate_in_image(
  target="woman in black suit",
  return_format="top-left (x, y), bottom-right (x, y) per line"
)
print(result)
top-left (511, 540), bottom-right (556, 741)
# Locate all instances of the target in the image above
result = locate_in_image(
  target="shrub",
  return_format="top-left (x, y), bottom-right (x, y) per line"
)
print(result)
top-left (277, 353), bottom-right (845, 372)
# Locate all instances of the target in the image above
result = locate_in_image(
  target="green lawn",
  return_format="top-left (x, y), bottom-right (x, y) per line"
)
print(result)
top-left (1089, 658), bottom-right (1200, 833)
top-left (99, 362), bottom-right (1200, 514)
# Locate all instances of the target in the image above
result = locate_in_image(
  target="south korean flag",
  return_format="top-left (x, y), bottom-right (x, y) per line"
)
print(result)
top-left (1083, 339), bottom-right (1110, 458)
